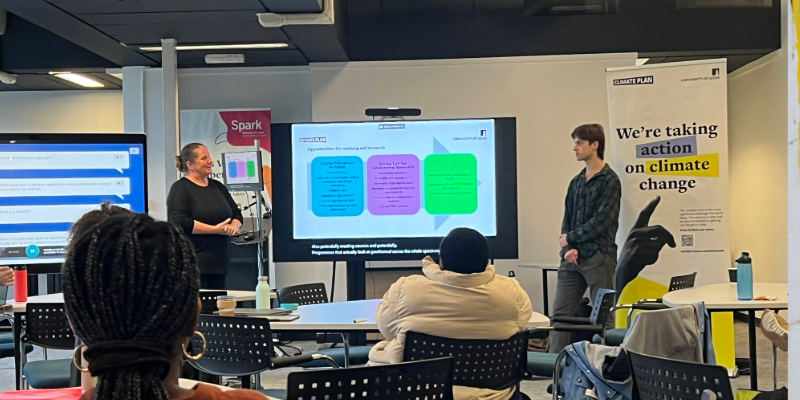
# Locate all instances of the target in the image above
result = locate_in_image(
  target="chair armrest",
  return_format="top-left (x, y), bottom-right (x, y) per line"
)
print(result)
top-left (550, 316), bottom-right (591, 324)
top-left (536, 324), bottom-right (603, 333)
top-left (271, 354), bottom-right (340, 369)
top-left (635, 298), bottom-right (663, 305)
top-left (628, 304), bottom-right (668, 311)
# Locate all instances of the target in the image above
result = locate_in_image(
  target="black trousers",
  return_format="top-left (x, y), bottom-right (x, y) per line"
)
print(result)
top-left (200, 273), bottom-right (226, 290)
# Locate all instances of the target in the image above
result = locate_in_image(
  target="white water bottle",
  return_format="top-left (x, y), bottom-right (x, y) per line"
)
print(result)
top-left (256, 276), bottom-right (271, 309)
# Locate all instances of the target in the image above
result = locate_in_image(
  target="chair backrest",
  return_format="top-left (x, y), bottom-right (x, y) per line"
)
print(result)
top-left (668, 272), bottom-right (697, 292)
top-left (589, 289), bottom-right (616, 325)
top-left (402, 331), bottom-right (529, 391)
top-left (287, 357), bottom-right (455, 400)
top-left (23, 303), bottom-right (75, 349)
top-left (198, 291), bottom-right (227, 314)
top-left (629, 351), bottom-right (734, 400)
top-left (0, 285), bottom-right (8, 306)
top-left (276, 283), bottom-right (328, 306)
top-left (188, 315), bottom-right (273, 376)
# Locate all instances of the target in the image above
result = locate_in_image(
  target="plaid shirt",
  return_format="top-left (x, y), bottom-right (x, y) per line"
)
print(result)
top-left (560, 164), bottom-right (622, 261)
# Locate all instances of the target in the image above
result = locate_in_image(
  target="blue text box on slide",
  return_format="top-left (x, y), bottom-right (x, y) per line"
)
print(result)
top-left (311, 156), bottom-right (364, 217)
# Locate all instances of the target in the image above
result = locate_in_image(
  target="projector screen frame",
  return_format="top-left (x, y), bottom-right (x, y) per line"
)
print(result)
top-left (0, 133), bottom-right (148, 274)
top-left (271, 117), bottom-right (518, 263)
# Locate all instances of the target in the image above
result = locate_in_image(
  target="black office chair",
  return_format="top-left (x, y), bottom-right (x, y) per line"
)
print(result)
top-left (528, 289), bottom-right (616, 378)
top-left (629, 351), bottom-right (734, 400)
top-left (21, 303), bottom-right (76, 389)
top-left (276, 283), bottom-right (372, 367)
top-left (0, 309), bottom-right (34, 366)
top-left (189, 315), bottom-right (338, 398)
top-left (276, 283), bottom-right (328, 306)
top-left (601, 272), bottom-right (697, 346)
top-left (403, 331), bottom-right (530, 400)
top-left (285, 357), bottom-right (455, 400)
top-left (198, 291), bottom-right (228, 315)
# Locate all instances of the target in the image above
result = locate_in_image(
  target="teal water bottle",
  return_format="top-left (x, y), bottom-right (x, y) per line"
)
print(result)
top-left (735, 252), bottom-right (753, 301)
top-left (256, 276), bottom-right (271, 309)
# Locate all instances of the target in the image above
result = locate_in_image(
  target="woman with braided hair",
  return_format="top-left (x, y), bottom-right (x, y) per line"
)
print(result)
top-left (63, 213), bottom-right (266, 400)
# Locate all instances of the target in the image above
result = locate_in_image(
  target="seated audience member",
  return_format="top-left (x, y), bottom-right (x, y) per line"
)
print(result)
top-left (63, 213), bottom-right (266, 400)
top-left (369, 227), bottom-right (532, 400)
top-left (0, 266), bottom-right (12, 287)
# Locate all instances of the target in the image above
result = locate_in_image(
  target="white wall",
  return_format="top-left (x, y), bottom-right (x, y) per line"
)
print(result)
top-left (729, 49), bottom-right (788, 284)
top-left (0, 91), bottom-right (123, 133)
top-left (784, 0), bottom-right (799, 393)
top-left (311, 54), bottom-right (637, 310)
top-left (177, 67), bottom-right (312, 121)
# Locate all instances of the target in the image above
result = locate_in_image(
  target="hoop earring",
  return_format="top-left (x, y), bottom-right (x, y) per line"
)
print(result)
top-left (72, 344), bottom-right (89, 372)
top-left (182, 331), bottom-right (206, 361)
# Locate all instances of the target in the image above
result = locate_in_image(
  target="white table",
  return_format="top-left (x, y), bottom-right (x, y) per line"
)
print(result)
top-left (662, 282), bottom-right (788, 390)
top-left (3, 290), bottom-right (263, 390)
top-left (254, 299), bottom-right (550, 368)
top-left (518, 264), bottom-right (559, 316)
top-left (4, 290), bottom-right (267, 313)
top-left (268, 299), bottom-right (551, 331)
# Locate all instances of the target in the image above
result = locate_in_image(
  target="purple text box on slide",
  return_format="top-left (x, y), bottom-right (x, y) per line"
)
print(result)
top-left (367, 154), bottom-right (420, 215)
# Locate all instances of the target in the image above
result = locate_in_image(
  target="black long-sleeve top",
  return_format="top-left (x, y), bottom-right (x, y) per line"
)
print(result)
top-left (167, 177), bottom-right (243, 275)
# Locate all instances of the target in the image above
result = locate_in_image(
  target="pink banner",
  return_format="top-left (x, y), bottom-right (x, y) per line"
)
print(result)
top-left (219, 110), bottom-right (272, 152)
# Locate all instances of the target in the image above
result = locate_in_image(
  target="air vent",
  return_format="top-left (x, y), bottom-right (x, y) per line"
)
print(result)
top-left (675, 0), bottom-right (771, 9)
top-left (524, 0), bottom-right (618, 16)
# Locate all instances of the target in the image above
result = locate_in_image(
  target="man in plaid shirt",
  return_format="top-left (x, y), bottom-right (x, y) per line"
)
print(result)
top-left (549, 124), bottom-right (621, 354)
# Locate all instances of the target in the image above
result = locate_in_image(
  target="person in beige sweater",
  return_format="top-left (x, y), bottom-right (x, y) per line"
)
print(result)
top-left (369, 228), bottom-right (533, 400)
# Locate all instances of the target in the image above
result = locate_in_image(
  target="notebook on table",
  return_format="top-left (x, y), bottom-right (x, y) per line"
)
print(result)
top-left (213, 308), bottom-right (299, 321)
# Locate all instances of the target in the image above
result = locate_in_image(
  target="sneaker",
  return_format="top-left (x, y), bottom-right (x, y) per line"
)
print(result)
top-left (760, 309), bottom-right (788, 352)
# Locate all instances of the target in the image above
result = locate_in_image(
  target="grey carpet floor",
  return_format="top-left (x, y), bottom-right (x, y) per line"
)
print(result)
top-left (0, 322), bottom-right (787, 399)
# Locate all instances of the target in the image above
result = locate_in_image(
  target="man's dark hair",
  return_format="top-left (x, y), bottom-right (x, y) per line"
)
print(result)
top-left (63, 213), bottom-right (199, 400)
top-left (439, 228), bottom-right (490, 274)
top-left (571, 124), bottom-right (606, 160)
top-left (68, 202), bottom-right (132, 248)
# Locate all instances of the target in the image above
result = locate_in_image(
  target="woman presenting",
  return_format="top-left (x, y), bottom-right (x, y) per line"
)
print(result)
top-left (168, 143), bottom-right (243, 289)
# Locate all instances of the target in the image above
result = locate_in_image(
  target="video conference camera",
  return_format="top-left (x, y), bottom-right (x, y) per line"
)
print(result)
top-left (365, 108), bottom-right (421, 118)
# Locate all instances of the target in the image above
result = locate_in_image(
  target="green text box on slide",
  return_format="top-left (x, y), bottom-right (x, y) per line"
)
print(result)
top-left (424, 154), bottom-right (478, 215)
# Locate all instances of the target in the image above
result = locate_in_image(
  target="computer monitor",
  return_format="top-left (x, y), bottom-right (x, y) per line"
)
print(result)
top-left (221, 151), bottom-right (264, 192)
top-left (0, 133), bottom-right (147, 270)
top-left (270, 117), bottom-right (518, 262)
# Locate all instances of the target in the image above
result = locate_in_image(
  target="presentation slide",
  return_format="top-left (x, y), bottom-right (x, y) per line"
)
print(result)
top-left (291, 119), bottom-right (497, 240)
top-left (0, 143), bottom-right (146, 265)
top-left (222, 151), bottom-right (263, 191)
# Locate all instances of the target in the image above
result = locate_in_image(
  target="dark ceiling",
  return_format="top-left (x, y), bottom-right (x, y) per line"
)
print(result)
top-left (0, 0), bottom-right (781, 91)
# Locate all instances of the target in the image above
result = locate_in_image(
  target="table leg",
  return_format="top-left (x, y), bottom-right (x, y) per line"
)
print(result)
top-left (342, 333), bottom-right (351, 368)
top-left (542, 270), bottom-right (549, 317)
top-left (13, 311), bottom-right (22, 390)
top-left (772, 343), bottom-right (777, 390)
top-left (748, 310), bottom-right (758, 390)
